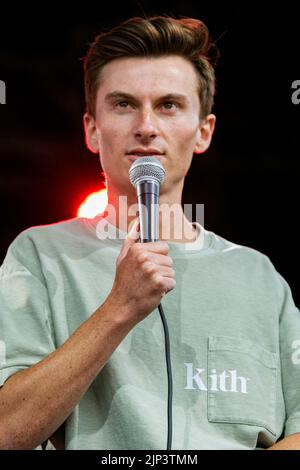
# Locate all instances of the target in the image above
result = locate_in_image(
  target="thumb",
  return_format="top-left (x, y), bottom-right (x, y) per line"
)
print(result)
top-left (117, 218), bottom-right (140, 264)
top-left (125, 218), bottom-right (140, 244)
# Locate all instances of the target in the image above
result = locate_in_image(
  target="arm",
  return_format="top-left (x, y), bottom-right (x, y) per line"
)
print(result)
top-left (0, 221), bottom-right (175, 449)
top-left (0, 297), bottom-right (136, 449)
top-left (267, 433), bottom-right (300, 450)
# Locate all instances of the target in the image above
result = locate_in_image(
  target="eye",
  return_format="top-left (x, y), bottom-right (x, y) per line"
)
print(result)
top-left (114, 100), bottom-right (136, 112)
top-left (161, 101), bottom-right (178, 111)
top-left (117, 101), bottom-right (130, 108)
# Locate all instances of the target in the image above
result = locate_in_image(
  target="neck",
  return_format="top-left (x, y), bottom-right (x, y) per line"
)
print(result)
top-left (104, 180), bottom-right (197, 243)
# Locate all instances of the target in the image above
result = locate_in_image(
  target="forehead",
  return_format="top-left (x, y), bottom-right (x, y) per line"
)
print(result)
top-left (97, 55), bottom-right (199, 99)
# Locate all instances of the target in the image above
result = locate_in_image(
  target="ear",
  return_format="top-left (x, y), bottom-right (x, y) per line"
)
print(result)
top-left (194, 114), bottom-right (216, 154)
top-left (83, 112), bottom-right (100, 154)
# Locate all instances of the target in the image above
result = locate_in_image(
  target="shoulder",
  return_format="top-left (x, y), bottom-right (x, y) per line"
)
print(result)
top-left (208, 229), bottom-right (273, 267)
top-left (10, 217), bottom-right (92, 251)
top-left (205, 228), bottom-right (282, 291)
top-left (15, 216), bottom-right (90, 239)
top-left (2, 217), bottom-right (93, 277)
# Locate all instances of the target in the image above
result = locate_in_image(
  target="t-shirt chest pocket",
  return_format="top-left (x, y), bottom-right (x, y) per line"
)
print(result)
top-left (207, 335), bottom-right (279, 435)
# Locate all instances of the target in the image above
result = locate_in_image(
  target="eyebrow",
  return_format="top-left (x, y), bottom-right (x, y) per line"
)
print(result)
top-left (104, 91), bottom-right (189, 104)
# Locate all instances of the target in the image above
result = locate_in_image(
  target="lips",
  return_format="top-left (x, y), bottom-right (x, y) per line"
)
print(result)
top-left (126, 149), bottom-right (164, 161)
top-left (126, 154), bottom-right (164, 162)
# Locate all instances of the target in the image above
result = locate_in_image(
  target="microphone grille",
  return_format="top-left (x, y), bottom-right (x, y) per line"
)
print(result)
top-left (129, 156), bottom-right (165, 188)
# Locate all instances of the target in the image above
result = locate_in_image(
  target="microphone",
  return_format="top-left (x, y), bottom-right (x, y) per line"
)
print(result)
top-left (129, 156), bottom-right (165, 242)
top-left (129, 156), bottom-right (172, 450)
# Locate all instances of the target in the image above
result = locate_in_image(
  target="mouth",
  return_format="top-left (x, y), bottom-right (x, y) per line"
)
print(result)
top-left (126, 151), bottom-right (165, 161)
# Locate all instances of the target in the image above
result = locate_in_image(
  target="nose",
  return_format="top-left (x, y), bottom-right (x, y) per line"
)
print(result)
top-left (133, 108), bottom-right (159, 142)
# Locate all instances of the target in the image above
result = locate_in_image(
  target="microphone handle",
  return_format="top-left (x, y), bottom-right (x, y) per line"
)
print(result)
top-left (137, 180), bottom-right (159, 243)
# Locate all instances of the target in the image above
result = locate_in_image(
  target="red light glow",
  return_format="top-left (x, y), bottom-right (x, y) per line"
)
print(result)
top-left (77, 189), bottom-right (108, 219)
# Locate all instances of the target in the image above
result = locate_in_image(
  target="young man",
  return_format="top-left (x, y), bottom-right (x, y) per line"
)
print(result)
top-left (0, 16), bottom-right (300, 450)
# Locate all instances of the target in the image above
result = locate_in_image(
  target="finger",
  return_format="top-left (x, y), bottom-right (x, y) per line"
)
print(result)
top-left (161, 277), bottom-right (176, 294)
top-left (126, 218), bottom-right (140, 242)
top-left (118, 219), bottom-right (140, 263)
top-left (146, 253), bottom-right (173, 267)
top-left (159, 266), bottom-right (175, 278)
top-left (142, 241), bottom-right (170, 255)
top-left (122, 219), bottom-right (140, 249)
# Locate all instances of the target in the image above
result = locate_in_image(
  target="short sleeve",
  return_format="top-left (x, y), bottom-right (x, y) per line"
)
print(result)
top-left (278, 273), bottom-right (300, 437)
top-left (0, 239), bottom-right (56, 387)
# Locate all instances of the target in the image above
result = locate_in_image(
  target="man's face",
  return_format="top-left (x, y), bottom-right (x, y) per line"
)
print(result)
top-left (84, 55), bottom-right (215, 196)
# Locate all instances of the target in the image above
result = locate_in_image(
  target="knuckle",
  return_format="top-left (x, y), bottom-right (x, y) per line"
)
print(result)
top-left (129, 243), bottom-right (141, 256)
top-left (167, 256), bottom-right (174, 266)
top-left (161, 242), bottom-right (169, 252)
top-left (137, 252), bottom-right (148, 264)
top-left (144, 261), bottom-right (155, 275)
top-left (154, 275), bottom-right (165, 290)
top-left (134, 243), bottom-right (143, 252)
top-left (155, 241), bottom-right (169, 252)
top-left (166, 279), bottom-right (176, 293)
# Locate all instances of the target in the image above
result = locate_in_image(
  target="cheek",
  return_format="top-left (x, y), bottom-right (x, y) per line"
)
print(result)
top-left (97, 125), bottom-right (120, 154)
top-left (172, 121), bottom-right (199, 152)
top-left (97, 115), bottom-right (131, 153)
top-left (166, 121), bottom-right (199, 177)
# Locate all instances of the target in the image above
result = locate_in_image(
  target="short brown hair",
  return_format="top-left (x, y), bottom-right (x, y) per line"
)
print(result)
top-left (83, 16), bottom-right (217, 118)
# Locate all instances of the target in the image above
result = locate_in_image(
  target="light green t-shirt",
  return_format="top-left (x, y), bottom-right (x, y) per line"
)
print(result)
top-left (0, 215), bottom-right (300, 450)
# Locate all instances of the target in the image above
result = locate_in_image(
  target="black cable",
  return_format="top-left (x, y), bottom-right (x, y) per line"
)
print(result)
top-left (158, 301), bottom-right (173, 450)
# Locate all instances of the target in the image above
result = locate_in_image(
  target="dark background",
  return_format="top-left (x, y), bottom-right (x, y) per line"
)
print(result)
top-left (0, 1), bottom-right (299, 303)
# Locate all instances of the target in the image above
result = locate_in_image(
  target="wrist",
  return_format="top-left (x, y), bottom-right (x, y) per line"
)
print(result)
top-left (100, 292), bottom-right (139, 329)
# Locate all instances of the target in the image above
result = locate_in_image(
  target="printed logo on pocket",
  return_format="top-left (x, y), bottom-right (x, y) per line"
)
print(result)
top-left (184, 363), bottom-right (250, 394)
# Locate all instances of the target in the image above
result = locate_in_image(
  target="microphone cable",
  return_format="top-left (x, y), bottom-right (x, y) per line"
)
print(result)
top-left (157, 301), bottom-right (173, 450)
